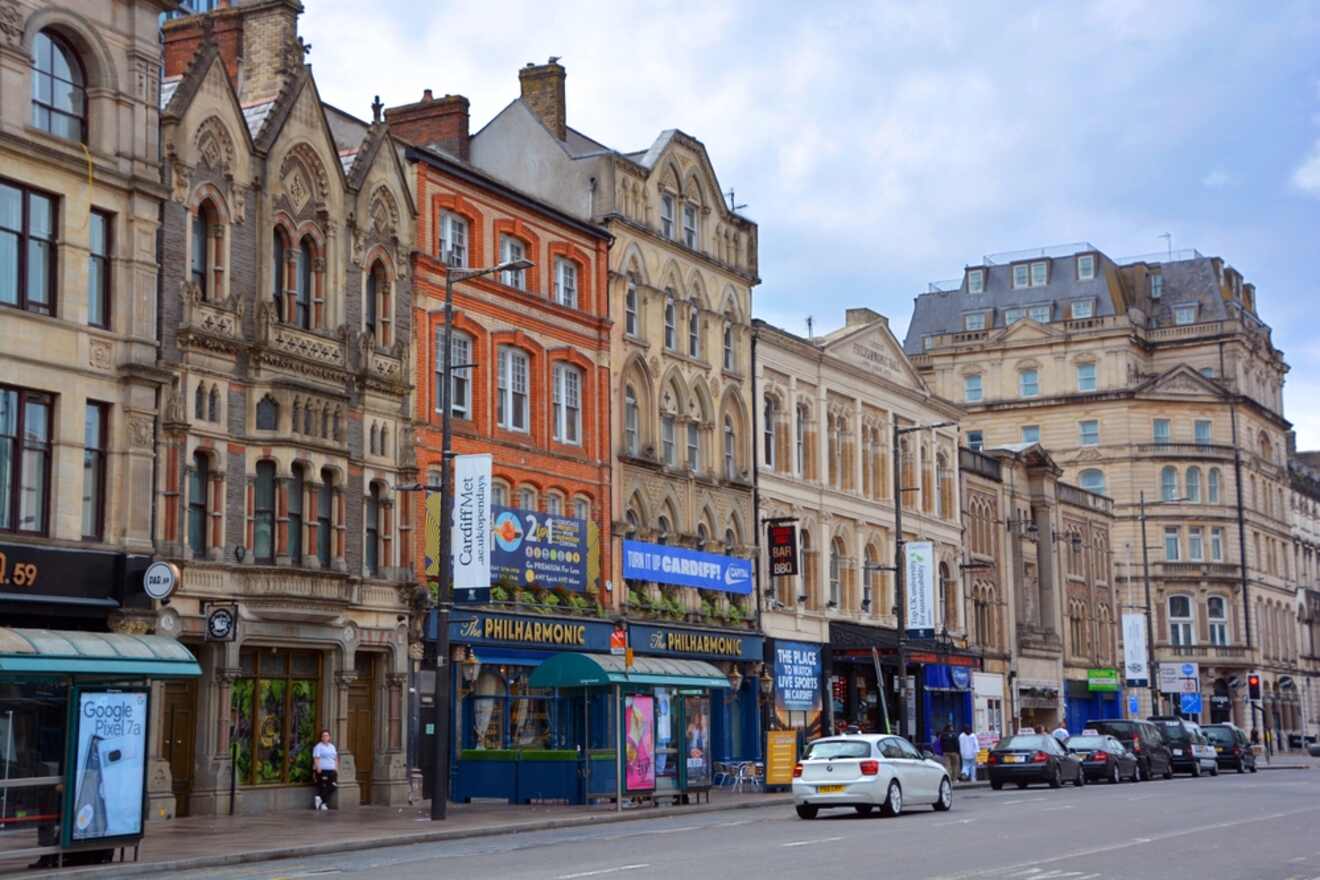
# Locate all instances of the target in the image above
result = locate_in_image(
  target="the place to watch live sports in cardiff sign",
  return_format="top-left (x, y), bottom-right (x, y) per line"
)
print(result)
top-left (490, 505), bottom-right (589, 591)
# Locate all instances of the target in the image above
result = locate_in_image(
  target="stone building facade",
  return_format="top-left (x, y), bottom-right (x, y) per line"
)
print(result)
top-left (153, 0), bottom-right (416, 815)
top-left (1289, 448), bottom-right (1320, 742)
top-left (906, 244), bottom-right (1294, 738)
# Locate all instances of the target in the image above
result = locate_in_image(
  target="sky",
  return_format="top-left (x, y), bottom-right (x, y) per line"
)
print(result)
top-left (300, 0), bottom-right (1320, 446)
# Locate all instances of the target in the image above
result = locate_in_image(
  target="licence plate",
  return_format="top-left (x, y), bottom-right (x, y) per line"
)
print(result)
top-left (1216, 747), bottom-right (1224, 753)
top-left (1005, 755), bottom-right (1024, 763)
top-left (1172, 749), bottom-right (1183, 756)
top-left (1076, 752), bottom-right (1091, 760)
top-left (816, 784), bottom-right (846, 794)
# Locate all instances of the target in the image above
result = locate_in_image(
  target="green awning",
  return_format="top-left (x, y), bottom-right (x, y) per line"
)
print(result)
top-left (529, 652), bottom-right (731, 690)
top-left (0, 627), bottom-right (202, 679)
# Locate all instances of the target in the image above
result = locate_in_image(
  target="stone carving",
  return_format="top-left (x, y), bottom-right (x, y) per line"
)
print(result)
top-left (194, 116), bottom-right (235, 172)
top-left (278, 144), bottom-right (329, 206)
top-left (129, 416), bottom-right (154, 449)
top-left (368, 186), bottom-right (399, 239)
top-left (89, 339), bottom-right (113, 370)
top-left (166, 143), bottom-right (192, 204)
top-left (0, 0), bottom-right (21, 48)
top-left (109, 612), bottom-right (152, 636)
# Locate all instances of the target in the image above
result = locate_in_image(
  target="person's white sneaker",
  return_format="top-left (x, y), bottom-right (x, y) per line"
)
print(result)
top-left (314, 796), bottom-right (322, 810)
top-left (319, 802), bottom-right (329, 811)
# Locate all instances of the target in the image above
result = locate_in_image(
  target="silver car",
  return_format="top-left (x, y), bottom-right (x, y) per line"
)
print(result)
top-left (792, 734), bottom-right (953, 819)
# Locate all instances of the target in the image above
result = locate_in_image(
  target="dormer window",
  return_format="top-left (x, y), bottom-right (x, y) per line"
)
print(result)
top-left (963, 312), bottom-right (986, 331)
top-left (1150, 274), bottom-right (1163, 299)
top-left (1028, 304), bottom-right (1051, 323)
top-left (922, 335), bottom-right (934, 351)
top-left (1077, 254), bottom-right (1095, 280)
top-left (1070, 299), bottom-right (1094, 319)
top-left (1012, 265), bottom-right (1029, 289)
top-left (967, 269), bottom-right (984, 294)
top-left (1030, 261), bottom-right (1048, 287)
top-left (1004, 308), bottom-right (1025, 325)
top-left (1174, 304), bottom-right (1197, 325)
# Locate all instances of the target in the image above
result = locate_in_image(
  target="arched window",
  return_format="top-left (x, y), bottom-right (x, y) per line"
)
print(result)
top-left (798, 530), bottom-right (813, 604)
top-left (1186, 466), bottom-right (1202, 502)
top-left (256, 395), bottom-right (279, 430)
top-left (573, 496), bottom-right (590, 521)
top-left (191, 202), bottom-right (215, 298)
top-left (188, 452), bottom-right (209, 558)
top-left (272, 229), bottom-right (287, 320)
top-left (491, 481), bottom-right (509, 508)
top-left (546, 492), bottom-right (564, 516)
top-left (723, 415), bottom-right (736, 479)
top-left (1168, 595), bottom-right (1194, 646)
top-left (1207, 596), bottom-right (1229, 646)
top-left (254, 460), bottom-right (276, 564)
top-left (763, 394), bottom-right (777, 469)
top-left (1160, 466), bottom-right (1179, 502)
top-left (369, 424), bottom-right (379, 456)
top-left (1078, 468), bottom-right (1106, 494)
top-left (208, 386), bottom-right (219, 422)
top-left (519, 486), bottom-right (537, 511)
top-left (828, 539), bottom-right (843, 607)
top-left (624, 275), bottom-right (638, 335)
top-left (722, 322), bottom-right (734, 371)
top-left (663, 290), bottom-right (676, 350)
top-left (624, 386), bottom-right (639, 455)
top-left (32, 30), bottom-right (86, 142)
top-left (365, 483), bottom-right (381, 575)
top-left (939, 561), bottom-right (955, 630)
top-left (367, 261), bottom-right (390, 345)
top-left (194, 383), bottom-right (206, 420)
top-left (295, 237), bottom-right (314, 328)
top-left (687, 304), bottom-right (700, 357)
top-left (657, 515), bottom-right (672, 545)
top-left (289, 463), bottom-right (304, 565)
top-left (661, 413), bottom-right (676, 466)
top-left (1208, 468), bottom-right (1222, 504)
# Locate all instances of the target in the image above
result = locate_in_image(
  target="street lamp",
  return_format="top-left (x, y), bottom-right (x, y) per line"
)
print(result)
top-left (430, 255), bottom-right (533, 821)
top-left (1138, 491), bottom-right (1190, 718)
top-left (892, 419), bottom-right (957, 740)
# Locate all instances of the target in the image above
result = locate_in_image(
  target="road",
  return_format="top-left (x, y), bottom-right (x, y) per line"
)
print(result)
top-left (172, 770), bottom-right (1319, 880)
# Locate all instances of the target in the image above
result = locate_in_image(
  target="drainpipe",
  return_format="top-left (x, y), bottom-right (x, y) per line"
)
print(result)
top-left (1223, 342), bottom-right (1255, 734)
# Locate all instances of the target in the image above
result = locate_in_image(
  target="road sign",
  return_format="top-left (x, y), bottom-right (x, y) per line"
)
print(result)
top-left (1158, 662), bottom-right (1199, 694)
top-left (1128, 693), bottom-right (1140, 716)
top-left (1180, 692), bottom-right (1203, 715)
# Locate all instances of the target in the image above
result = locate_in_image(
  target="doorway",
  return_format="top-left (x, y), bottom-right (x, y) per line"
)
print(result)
top-left (347, 654), bottom-right (377, 805)
top-left (162, 679), bottom-right (198, 817)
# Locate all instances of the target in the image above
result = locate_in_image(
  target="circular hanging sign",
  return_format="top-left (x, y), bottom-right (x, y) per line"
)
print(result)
top-left (206, 606), bottom-right (237, 641)
top-left (143, 560), bottom-right (180, 601)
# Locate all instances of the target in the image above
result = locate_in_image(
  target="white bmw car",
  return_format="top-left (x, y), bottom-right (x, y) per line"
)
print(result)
top-left (792, 734), bottom-right (953, 819)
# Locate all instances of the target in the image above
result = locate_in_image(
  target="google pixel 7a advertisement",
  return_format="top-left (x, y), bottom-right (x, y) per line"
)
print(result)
top-left (67, 690), bottom-right (149, 844)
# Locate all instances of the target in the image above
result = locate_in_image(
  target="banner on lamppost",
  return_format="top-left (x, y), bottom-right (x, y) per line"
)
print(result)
top-left (1122, 613), bottom-right (1149, 687)
top-left (904, 541), bottom-right (935, 639)
top-left (451, 454), bottom-right (492, 599)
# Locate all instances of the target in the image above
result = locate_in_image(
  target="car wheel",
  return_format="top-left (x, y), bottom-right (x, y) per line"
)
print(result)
top-left (990, 780), bottom-right (1004, 791)
top-left (1209, 762), bottom-right (1219, 777)
top-left (1016, 782), bottom-right (1028, 789)
top-left (1109, 763), bottom-right (1121, 785)
top-left (1162, 762), bottom-right (1174, 780)
top-left (1074, 767), bottom-right (1086, 788)
top-left (795, 805), bottom-right (818, 820)
top-left (1190, 761), bottom-right (1202, 778)
top-left (1249, 762), bottom-right (1258, 774)
top-left (934, 777), bottom-right (953, 812)
top-left (854, 805), bottom-right (874, 817)
top-left (1049, 765), bottom-right (1063, 789)
top-left (880, 780), bottom-right (902, 818)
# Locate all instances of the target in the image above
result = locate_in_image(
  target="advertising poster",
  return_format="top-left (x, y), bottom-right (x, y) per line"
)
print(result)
top-left (451, 453), bottom-right (492, 596)
top-left (773, 642), bottom-right (822, 713)
top-left (764, 730), bottom-right (798, 787)
top-left (621, 539), bottom-right (753, 594)
top-left (1122, 613), bottom-right (1149, 687)
top-left (69, 690), bottom-right (148, 843)
top-left (684, 696), bottom-right (711, 788)
top-left (624, 695), bottom-right (655, 791)
top-left (492, 505), bottom-right (589, 592)
top-left (905, 541), bottom-right (935, 638)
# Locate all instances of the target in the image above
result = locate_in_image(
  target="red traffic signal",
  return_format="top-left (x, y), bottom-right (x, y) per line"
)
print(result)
top-left (1247, 673), bottom-right (1262, 701)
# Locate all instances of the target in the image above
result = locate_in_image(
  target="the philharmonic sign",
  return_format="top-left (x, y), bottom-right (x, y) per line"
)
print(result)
top-left (905, 541), bottom-right (936, 639)
top-left (767, 524), bottom-right (799, 577)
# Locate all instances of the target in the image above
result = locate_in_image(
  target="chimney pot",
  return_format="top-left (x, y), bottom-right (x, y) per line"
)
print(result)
top-left (423, 89), bottom-right (433, 101)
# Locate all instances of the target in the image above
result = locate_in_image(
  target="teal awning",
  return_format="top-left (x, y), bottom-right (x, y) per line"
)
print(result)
top-left (529, 652), bottom-right (731, 689)
top-left (0, 628), bottom-right (202, 679)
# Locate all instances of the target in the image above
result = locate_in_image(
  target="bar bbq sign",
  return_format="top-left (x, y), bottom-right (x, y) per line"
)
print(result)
top-left (767, 525), bottom-right (799, 577)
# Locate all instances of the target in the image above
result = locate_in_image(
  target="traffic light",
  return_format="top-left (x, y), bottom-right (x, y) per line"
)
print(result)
top-left (1247, 672), bottom-right (1262, 701)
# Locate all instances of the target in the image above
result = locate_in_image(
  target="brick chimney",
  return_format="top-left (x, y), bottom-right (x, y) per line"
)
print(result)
top-left (162, 0), bottom-right (303, 105)
top-left (518, 58), bottom-right (566, 141)
top-left (384, 90), bottom-right (470, 160)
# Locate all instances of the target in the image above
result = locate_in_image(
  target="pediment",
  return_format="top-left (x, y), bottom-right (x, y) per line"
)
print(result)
top-left (821, 321), bottom-right (928, 392)
top-left (995, 319), bottom-right (1060, 343)
top-left (1135, 364), bottom-right (1226, 401)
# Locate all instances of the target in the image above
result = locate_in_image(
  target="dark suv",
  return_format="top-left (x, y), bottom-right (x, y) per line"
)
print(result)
top-left (1089, 719), bottom-right (1173, 781)
top-left (1202, 723), bottom-right (1257, 773)
top-left (1149, 716), bottom-right (1213, 777)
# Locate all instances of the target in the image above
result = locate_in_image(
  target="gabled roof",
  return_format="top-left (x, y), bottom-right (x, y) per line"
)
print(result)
top-left (159, 42), bottom-right (256, 153)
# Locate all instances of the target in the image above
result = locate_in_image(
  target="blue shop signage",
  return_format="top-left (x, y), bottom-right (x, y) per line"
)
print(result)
top-left (773, 641), bottom-right (822, 713)
top-left (621, 540), bottom-right (753, 594)
top-left (629, 623), bottom-right (763, 662)
top-left (427, 610), bottom-right (614, 652)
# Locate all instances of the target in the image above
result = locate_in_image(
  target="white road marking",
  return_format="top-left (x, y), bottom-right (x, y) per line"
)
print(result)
top-left (1290, 856), bottom-right (1309, 863)
top-left (933, 817), bottom-right (977, 827)
top-left (781, 836), bottom-right (845, 847)
top-left (555, 865), bottom-right (650, 880)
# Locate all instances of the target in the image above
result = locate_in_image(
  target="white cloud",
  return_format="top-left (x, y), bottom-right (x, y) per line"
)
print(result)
top-left (1292, 141), bottom-right (1320, 197)
top-left (1201, 168), bottom-right (1233, 188)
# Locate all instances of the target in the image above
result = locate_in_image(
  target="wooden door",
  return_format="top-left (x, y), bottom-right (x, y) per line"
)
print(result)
top-left (347, 656), bottom-right (376, 805)
top-left (162, 679), bottom-right (198, 817)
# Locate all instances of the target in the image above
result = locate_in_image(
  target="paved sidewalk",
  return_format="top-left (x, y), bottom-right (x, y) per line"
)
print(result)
top-left (7, 780), bottom-right (993, 879)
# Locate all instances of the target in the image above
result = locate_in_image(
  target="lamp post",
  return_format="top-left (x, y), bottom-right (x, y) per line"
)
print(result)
top-left (892, 419), bottom-right (956, 740)
top-left (1138, 491), bottom-right (1190, 718)
top-left (430, 255), bottom-right (532, 821)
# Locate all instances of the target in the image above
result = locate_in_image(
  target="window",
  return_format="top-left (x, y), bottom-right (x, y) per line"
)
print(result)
top-left (1012, 264), bottom-right (1029, 289)
top-left (624, 276), bottom-right (638, 335)
top-left (1194, 420), bottom-right (1212, 445)
top-left (271, 229), bottom-right (288, 320)
top-left (688, 305), bottom-right (700, 357)
top-left (229, 649), bottom-right (321, 786)
top-left (964, 312), bottom-right (986, 331)
top-left (1173, 304), bottom-right (1197, 325)
top-left (553, 257), bottom-right (578, 308)
top-left (624, 387), bottom-right (639, 456)
top-left (1030, 261), bottom-right (1048, 286)
top-left (81, 402), bottom-right (107, 540)
top-left (682, 203), bottom-right (698, 248)
top-left (1, 182), bottom-right (56, 315)
top-left (254, 461), bottom-right (276, 564)
top-left (1028, 304), bottom-right (1051, 323)
top-left (1004, 308), bottom-right (1025, 325)
top-left (574, 497), bottom-right (590, 521)
top-left (1188, 527), bottom-right (1204, 561)
top-left (663, 291), bottom-right (676, 350)
top-left (1150, 274), bottom-right (1163, 299)
top-left (1070, 300), bottom-right (1094, 320)
top-left (1207, 597), bottom-right (1228, 646)
top-left (1021, 425), bottom-right (1040, 444)
top-left (964, 374), bottom-right (982, 403)
top-left (499, 236), bottom-right (526, 289)
top-left (1161, 466), bottom-right (1179, 501)
top-left (722, 323), bottom-right (735, 371)
top-left (545, 493), bottom-right (563, 516)
top-left (1169, 595), bottom-right (1193, 645)
top-left (1078, 468), bottom-right (1106, 494)
top-left (967, 269), bottom-right (984, 294)
top-left (1076, 362), bottom-right (1096, 392)
top-left (687, 421), bottom-right (700, 471)
top-left (763, 395), bottom-right (776, 468)
top-left (440, 211), bottom-right (467, 267)
top-left (32, 31), bottom-right (86, 141)
top-left (366, 261), bottom-right (390, 344)
top-left (1077, 254), bottom-right (1095, 280)
top-left (491, 482), bottom-right (508, 508)
top-left (365, 484), bottom-right (380, 576)
top-left (256, 395), bottom-right (279, 430)
top-left (552, 363), bottom-right (582, 445)
top-left (922, 335), bottom-right (934, 351)
top-left (1079, 420), bottom-right (1099, 446)
top-left (85, 211), bottom-right (112, 327)
top-left (519, 487), bottom-right (536, 510)
top-left (317, 470), bottom-right (333, 566)
top-left (723, 416), bottom-right (737, 479)
top-left (967, 430), bottom-right (983, 452)
top-left (1164, 527), bottom-right (1181, 561)
top-left (1186, 466), bottom-right (1202, 502)
top-left (497, 347), bottom-right (529, 432)
top-left (295, 237), bottom-right (313, 328)
top-left (660, 194), bottom-right (674, 239)
top-left (0, 387), bottom-right (52, 535)
top-left (188, 452), bottom-right (209, 558)
top-left (1208, 468), bottom-right (1222, 504)
top-left (289, 463), bottom-right (304, 565)
top-left (1210, 527), bottom-right (1224, 561)
top-left (1018, 369), bottom-right (1039, 397)
top-left (795, 405), bottom-right (807, 475)
top-left (1153, 419), bottom-right (1170, 445)
top-left (828, 540), bottom-right (841, 607)
top-left (661, 414), bottom-right (676, 466)
top-left (434, 328), bottom-right (472, 419)
top-left (1200, 366), bottom-right (1215, 379)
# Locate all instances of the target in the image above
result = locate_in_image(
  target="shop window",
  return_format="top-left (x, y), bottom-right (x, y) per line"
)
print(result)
top-left (465, 666), bottom-right (554, 750)
top-left (231, 649), bottom-right (321, 786)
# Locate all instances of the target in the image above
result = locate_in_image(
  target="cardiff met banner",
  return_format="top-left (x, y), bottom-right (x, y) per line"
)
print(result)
top-left (622, 539), bottom-right (753, 594)
top-left (905, 541), bottom-right (935, 639)
top-left (68, 690), bottom-right (148, 844)
top-left (1122, 612), bottom-right (1149, 687)
top-left (451, 454), bottom-right (492, 595)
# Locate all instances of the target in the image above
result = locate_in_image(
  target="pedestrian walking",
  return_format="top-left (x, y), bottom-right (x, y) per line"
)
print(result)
top-left (958, 726), bottom-right (979, 781)
top-left (939, 724), bottom-right (960, 781)
top-left (1051, 720), bottom-right (1070, 745)
top-left (312, 729), bottom-right (338, 810)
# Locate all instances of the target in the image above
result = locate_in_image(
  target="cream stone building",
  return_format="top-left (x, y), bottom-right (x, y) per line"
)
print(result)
top-left (1288, 448), bottom-right (1320, 742)
top-left (753, 311), bottom-right (963, 741)
top-left (152, 0), bottom-right (417, 816)
top-left (905, 244), bottom-right (1294, 740)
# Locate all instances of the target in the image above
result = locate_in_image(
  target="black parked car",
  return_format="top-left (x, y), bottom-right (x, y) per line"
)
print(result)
top-left (1202, 723), bottom-right (1257, 773)
top-left (1088, 719), bottom-right (1174, 781)
top-left (1066, 733), bottom-right (1140, 784)
top-left (1149, 716), bottom-right (1216, 777)
top-left (987, 734), bottom-right (1085, 790)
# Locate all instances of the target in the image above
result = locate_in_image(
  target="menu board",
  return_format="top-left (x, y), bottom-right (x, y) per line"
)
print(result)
top-left (765, 730), bottom-right (798, 787)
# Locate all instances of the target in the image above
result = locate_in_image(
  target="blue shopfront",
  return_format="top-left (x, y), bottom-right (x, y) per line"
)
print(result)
top-left (1064, 670), bottom-right (1123, 735)
top-left (920, 661), bottom-right (975, 741)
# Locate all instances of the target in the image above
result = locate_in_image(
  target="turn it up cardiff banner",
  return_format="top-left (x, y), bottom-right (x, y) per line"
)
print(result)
top-left (621, 539), bottom-right (753, 594)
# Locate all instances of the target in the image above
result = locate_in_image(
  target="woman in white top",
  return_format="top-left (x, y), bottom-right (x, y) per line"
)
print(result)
top-left (312, 729), bottom-right (338, 810)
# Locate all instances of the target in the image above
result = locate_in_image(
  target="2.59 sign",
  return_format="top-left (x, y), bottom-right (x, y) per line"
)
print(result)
top-left (767, 525), bottom-right (799, 577)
